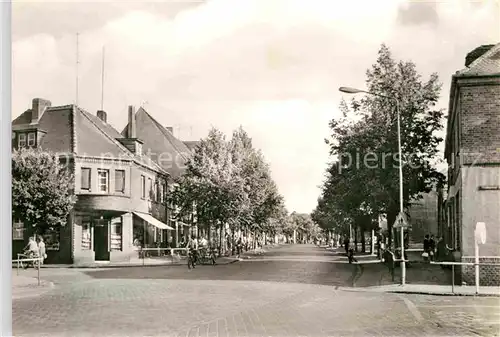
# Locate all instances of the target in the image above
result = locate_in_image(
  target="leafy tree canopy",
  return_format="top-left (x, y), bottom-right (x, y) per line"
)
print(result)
top-left (12, 148), bottom-right (76, 229)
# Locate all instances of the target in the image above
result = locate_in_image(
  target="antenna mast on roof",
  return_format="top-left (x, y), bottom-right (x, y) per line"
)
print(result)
top-left (100, 46), bottom-right (105, 111)
top-left (75, 33), bottom-right (80, 106)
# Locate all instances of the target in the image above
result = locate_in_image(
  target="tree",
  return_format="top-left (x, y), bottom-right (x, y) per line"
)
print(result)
top-left (169, 126), bottom-right (284, 250)
top-left (323, 44), bottom-right (445, 246)
top-left (12, 148), bottom-right (77, 231)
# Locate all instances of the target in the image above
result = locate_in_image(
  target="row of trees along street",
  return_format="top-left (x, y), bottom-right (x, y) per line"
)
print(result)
top-left (312, 44), bottom-right (445, 252)
top-left (11, 128), bottom-right (324, 256)
top-left (168, 126), bottom-right (323, 253)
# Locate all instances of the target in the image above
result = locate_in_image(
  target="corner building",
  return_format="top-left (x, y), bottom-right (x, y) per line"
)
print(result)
top-left (12, 100), bottom-right (172, 265)
top-left (444, 43), bottom-right (500, 285)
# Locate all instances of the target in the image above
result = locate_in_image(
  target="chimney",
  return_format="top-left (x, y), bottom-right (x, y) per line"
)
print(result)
top-left (166, 126), bottom-right (173, 134)
top-left (96, 110), bottom-right (107, 123)
top-left (31, 98), bottom-right (51, 123)
top-left (127, 105), bottom-right (136, 138)
top-left (465, 44), bottom-right (495, 67)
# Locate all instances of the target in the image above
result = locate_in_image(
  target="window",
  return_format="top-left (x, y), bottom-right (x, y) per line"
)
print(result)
top-left (141, 175), bottom-right (146, 199)
top-left (12, 220), bottom-right (24, 240)
top-left (148, 178), bottom-right (152, 200)
top-left (114, 170), bottom-right (125, 193)
top-left (97, 169), bottom-right (109, 193)
top-left (41, 227), bottom-right (60, 251)
top-left (110, 223), bottom-right (122, 251)
top-left (162, 182), bottom-right (167, 203)
top-left (27, 132), bottom-right (36, 147)
top-left (81, 223), bottom-right (91, 250)
top-left (18, 133), bottom-right (26, 148)
top-left (153, 182), bottom-right (158, 202)
top-left (81, 168), bottom-right (91, 191)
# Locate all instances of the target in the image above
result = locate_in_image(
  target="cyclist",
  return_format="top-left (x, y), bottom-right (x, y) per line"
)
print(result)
top-left (187, 235), bottom-right (199, 266)
top-left (23, 236), bottom-right (39, 269)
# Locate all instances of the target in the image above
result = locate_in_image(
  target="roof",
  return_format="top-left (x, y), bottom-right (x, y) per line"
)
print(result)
top-left (183, 140), bottom-right (201, 152)
top-left (445, 42), bottom-right (500, 158)
top-left (122, 107), bottom-right (192, 179)
top-left (457, 43), bottom-right (500, 77)
top-left (76, 107), bottom-right (166, 174)
top-left (12, 104), bottom-right (167, 176)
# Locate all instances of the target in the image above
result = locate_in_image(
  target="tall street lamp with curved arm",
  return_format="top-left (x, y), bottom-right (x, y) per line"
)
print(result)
top-left (338, 86), bottom-right (406, 286)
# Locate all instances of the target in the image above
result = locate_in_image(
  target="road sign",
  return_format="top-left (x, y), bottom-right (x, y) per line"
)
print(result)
top-left (393, 212), bottom-right (409, 229)
top-left (475, 222), bottom-right (486, 244)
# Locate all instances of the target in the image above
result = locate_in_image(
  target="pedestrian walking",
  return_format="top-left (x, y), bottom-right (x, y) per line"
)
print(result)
top-left (348, 246), bottom-right (357, 264)
top-left (429, 234), bottom-right (436, 261)
top-left (422, 234), bottom-right (430, 261)
top-left (37, 236), bottom-right (47, 265)
top-left (343, 237), bottom-right (350, 255)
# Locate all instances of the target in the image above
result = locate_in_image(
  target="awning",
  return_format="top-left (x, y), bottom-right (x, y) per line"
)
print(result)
top-left (133, 212), bottom-right (174, 230)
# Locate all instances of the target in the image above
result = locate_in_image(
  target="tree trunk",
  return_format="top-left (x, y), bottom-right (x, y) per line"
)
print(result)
top-left (361, 227), bottom-right (366, 253)
top-left (354, 226), bottom-right (358, 252)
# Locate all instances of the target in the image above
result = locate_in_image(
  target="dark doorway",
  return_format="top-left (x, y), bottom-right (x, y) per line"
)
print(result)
top-left (94, 219), bottom-right (110, 261)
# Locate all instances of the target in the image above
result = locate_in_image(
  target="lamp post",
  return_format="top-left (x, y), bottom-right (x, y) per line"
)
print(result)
top-left (338, 86), bottom-right (406, 285)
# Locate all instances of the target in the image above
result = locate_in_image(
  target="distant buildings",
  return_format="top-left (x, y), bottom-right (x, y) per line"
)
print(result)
top-left (408, 190), bottom-right (439, 244)
top-left (12, 99), bottom-right (197, 265)
top-left (443, 43), bottom-right (500, 285)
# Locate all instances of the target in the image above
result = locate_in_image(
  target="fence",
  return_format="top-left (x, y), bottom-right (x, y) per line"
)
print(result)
top-left (430, 260), bottom-right (500, 294)
top-left (14, 253), bottom-right (43, 285)
top-left (136, 247), bottom-right (222, 266)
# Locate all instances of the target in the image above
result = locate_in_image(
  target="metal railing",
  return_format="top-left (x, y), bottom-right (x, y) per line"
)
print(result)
top-left (14, 254), bottom-right (43, 285)
top-left (430, 260), bottom-right (500, 294)
top-left (136, 247), bottom-right (221, 266)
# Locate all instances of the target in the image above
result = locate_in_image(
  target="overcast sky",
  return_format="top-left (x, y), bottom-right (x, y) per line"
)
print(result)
top-left (12, 0), bottom-right (499, 214)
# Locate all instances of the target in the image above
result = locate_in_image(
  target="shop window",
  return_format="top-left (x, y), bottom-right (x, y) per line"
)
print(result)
top-left (81, 223), bottom-right (91, 250)
top-left (18, 133), bottom-right (26, 148)
top-left (41, 227), bottom-right (60, 251)
top-left (114, 170), bottom-right (125, 193)
top-left (110, 223), bottom-right (122, 251)
top-left (12, 220), bottom-right (24, 240)
top-left (81, 168), bottom-right (91, 191)
top-left (97, 169), bottom-right (109, 193)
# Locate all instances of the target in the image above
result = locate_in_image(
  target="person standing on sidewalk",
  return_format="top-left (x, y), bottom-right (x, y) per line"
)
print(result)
top-left (429, 235), bottom-right (436, 261)
top-left (37, 236), bottom-right (47, 265)
top-left (423, 234), bottom-right (430, 261)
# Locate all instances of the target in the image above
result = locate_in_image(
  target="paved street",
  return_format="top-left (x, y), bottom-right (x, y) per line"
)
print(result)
top-left (13, 245), bottom-right (500, 337)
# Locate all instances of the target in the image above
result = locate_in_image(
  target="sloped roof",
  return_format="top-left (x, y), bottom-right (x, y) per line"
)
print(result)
top-left (183, 140), bottom-right (201, 152)
top-left (76, 107), bottom-right (166, 174)
top-left (12, 104), bottom-right (166, 175)
top-left (122, 107), bottom-right (192, 178)
top-left (457, 42), bottom-right (500, 77)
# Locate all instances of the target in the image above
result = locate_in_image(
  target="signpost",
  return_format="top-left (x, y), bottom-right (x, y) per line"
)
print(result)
top-left (474, 222), bottom-right (486, 294)
top-left (393, 212), bottom-right (409, 285)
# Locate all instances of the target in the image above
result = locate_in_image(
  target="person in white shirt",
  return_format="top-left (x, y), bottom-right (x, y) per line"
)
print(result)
top-left (200, 237), bottom-right (208, 249)
top-left (37, 236), bottom-right (47, 265)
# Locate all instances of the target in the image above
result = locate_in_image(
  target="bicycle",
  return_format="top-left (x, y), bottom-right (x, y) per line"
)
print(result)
top-left (19, 251), bottom-right (40, 270)
top-left (187, 249), bottom-right (197, 269)
top-left (198, 248), bottom-right (216, 265)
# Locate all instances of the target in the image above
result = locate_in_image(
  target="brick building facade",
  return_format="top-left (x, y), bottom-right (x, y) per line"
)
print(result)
top-left (12, 100), bottom-right (172, 265)
top-left (444, 43), bottom-right (500, 286)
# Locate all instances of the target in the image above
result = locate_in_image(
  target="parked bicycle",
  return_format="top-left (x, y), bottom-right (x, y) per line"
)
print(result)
top-left (197, 248), bottom-right (217, 265)
top-left (187, 249), bottom-right (197, 269)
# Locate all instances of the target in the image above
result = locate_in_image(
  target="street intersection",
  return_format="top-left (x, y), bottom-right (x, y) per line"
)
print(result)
top-left (13, 245), bottom-right (500, 337)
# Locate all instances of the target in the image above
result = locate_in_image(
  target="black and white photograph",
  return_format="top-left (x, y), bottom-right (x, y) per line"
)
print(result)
top-left (3, 0), bottom-right (500, 336)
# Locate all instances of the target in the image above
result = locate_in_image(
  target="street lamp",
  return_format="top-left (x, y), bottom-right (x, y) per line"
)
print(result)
top-left (338, 86), bottom-right (406, 286)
